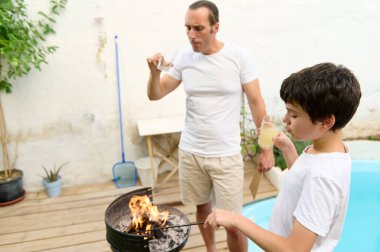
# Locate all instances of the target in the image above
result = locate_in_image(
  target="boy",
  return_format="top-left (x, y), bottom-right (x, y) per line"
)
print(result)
top-left (204, 62), bottom-right (361, 251)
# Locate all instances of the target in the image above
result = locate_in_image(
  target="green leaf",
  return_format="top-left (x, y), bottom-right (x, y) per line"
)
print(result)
top-left (0, 0), bottom-right (67, 92)
top-left (0, 80), bottom-right (12, 93)
top-left (41, 162), bottom-right (68, 182)
top-left (38, 11), bottom-right (56, 24)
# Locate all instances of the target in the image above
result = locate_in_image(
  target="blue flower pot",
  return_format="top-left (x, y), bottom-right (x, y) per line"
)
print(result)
top-left (0, 169), bottom-right (24, 203)
top-left (43, 176), bottom-right (62, 197)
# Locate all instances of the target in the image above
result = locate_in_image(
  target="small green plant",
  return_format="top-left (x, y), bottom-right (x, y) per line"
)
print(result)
top-left (241, 126), bottom-right (260, 160)
top-left (41, 162), bottom-right (68, 182)
top-left (366, 135), bottom-right (380, 141)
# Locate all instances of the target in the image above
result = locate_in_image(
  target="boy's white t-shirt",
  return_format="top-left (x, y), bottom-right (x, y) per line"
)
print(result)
top-left (168, 43), bottom-right (257, 157)
top-left (269, 146), bottom-right (351, 251)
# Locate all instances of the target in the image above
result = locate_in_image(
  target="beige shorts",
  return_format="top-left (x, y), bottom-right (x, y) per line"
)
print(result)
top-left (178, 149), bottom-right (244, 213)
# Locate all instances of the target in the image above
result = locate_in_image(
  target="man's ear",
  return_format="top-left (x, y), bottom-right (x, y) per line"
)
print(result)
top-left (211, 22), bottom-right (219, 34)
top-left (321, 115), bottom-right (335, 130)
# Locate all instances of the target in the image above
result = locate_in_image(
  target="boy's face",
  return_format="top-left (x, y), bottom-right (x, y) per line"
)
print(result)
top-left (283, 103), bottom-right (323, 141)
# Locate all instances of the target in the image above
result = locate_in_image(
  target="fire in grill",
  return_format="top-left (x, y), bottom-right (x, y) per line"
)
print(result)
top-left (105, 187), bottom-right (190, 252)
top-left (123, 194), bottom-right (169, 238)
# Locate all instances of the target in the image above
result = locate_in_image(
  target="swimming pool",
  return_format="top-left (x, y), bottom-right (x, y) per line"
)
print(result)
top-left (242, 160), bottom-right (380, 251)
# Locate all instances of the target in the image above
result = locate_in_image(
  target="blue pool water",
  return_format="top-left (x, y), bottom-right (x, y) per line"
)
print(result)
top-left (242, 160), bottom-right (380, 251)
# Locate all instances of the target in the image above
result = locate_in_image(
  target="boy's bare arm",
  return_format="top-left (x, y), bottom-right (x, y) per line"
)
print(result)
top-left (274, 132), bottom-right (298, 169)
top-left (205, 209), bottom-right (317, 252)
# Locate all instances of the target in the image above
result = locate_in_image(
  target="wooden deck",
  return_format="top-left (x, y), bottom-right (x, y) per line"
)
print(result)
top-left (0, 161), bottom-right (277, 252)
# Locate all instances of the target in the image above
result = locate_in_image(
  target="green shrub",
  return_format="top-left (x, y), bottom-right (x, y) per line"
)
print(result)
top-left (273, 139), bottom-right (311, 170)
top-left (240, 127), bottom-right (260, 161)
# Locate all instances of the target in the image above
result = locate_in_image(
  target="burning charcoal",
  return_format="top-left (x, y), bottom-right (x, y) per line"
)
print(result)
top-left (153, 229), bottom-right (164, 239)
top-left (149, 239), bottom-right (165, 252)
top-left (169, 239), bottom-right (176, 248)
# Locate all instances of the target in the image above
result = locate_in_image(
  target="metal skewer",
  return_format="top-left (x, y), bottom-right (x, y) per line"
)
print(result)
top-left (151, 221), bottom-right (205, 231)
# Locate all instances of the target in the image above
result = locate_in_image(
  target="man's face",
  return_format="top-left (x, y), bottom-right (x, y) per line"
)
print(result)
top-left (185, 7), bottom-right (218, 54)
top-left (283, 103), bottom-right (323, 141)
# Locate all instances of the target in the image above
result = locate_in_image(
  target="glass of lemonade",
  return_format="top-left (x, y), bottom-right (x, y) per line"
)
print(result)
top-left (258, 115), bottom-right (281, 149)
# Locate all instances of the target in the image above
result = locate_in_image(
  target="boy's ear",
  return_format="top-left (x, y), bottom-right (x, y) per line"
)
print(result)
top-left (321, 115), bottom-right (335, 129)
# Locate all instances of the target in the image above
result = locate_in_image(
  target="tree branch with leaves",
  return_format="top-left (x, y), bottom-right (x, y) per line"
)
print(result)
top-left (0, 0), bottom-right (66, 179)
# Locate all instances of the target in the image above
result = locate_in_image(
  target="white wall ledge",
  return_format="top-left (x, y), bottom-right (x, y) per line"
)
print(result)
top-left (266, 140), bottom-right (380, 190)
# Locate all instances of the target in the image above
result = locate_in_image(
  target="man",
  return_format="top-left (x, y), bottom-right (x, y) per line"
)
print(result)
top-left (146, 1), bottom-right (274, 251)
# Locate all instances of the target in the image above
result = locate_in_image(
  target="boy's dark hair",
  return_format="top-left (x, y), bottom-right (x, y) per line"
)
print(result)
top-left (280, 62), bottom-right (361, 130)
top-left (189, 0), bottom-right (219, 25)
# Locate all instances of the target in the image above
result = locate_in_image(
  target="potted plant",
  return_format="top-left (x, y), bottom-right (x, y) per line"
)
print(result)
top-left (0, 0), bottom-right (66, 204)
top-left (41, 162), bottom-right (68, 197)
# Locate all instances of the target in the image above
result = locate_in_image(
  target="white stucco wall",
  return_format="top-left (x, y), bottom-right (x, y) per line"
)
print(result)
top-left (2, 0), bottom-right (380, 191)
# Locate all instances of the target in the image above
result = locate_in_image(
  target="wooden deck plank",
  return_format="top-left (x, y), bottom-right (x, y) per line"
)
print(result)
top-left (184, 241), bottom-right (229, 252)
top-left (0, 230), bottom-right (106, 252)
top-left (0, 221), bottom-right (104, 245)
top-left (0, 160), bottom-right (277, 252)
top-left (1, 206), bottom-right (108, 234)
top-left (45, 241), bottom-right (111, 252)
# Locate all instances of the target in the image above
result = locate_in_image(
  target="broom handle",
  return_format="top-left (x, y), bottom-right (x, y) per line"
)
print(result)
top-left (114, 35), bottom-right (125, 162)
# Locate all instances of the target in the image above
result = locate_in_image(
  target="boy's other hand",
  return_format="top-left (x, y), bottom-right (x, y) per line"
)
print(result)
top-left (273, 131), bottom-right (293, 152)
top-left (204, 208), bottom-right (238, 230)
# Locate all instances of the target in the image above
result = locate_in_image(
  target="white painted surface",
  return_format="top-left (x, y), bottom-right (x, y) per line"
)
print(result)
top-left (2, 0), bottom-right (379, 191)
top-left (345, 140), bottom-right (380, 160)
top-left (265, 167), bottom-right (289, 191)
top-left (137, 115), bottom-right (185, 136)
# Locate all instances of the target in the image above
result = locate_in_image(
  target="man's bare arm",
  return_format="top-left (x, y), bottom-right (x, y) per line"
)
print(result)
top-left (146, 54), bottom-right (181, 100)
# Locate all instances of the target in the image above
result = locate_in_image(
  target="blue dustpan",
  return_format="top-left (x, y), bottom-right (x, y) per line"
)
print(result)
top-left (112, 35), bottom-right (137, 188)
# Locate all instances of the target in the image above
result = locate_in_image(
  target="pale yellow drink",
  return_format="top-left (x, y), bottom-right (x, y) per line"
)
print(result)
top-left (258, 116), bottom-right (280, 149)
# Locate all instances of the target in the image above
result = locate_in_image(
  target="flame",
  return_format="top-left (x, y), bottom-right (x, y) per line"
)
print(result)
top-left (128, 195), bottom-right (169, 234)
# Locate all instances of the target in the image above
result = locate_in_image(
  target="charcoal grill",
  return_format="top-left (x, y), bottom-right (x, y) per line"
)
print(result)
top-left (105, 187), bottom-right (190, 252)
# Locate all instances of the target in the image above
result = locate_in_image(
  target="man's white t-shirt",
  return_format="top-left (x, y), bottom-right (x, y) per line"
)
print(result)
top-left (169, 43), bottom-right (257, 157)
top-left (269, 146), bottom-right (351, 251)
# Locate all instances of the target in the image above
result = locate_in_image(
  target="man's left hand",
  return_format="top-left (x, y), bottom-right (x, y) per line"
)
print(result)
top-left (257, 149), bottom-right (275, 172)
